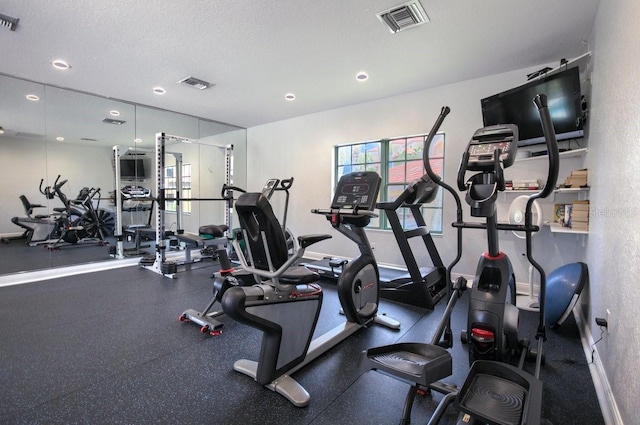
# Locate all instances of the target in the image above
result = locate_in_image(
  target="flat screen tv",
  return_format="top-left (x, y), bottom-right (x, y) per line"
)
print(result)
top-left (120, 158), bottom-right (146, 180)
top-left (481, 66), bottom-right (584, 147)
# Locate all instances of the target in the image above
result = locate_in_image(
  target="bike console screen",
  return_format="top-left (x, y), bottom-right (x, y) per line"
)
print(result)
top-left (330, 172), bottom-right (381, 212)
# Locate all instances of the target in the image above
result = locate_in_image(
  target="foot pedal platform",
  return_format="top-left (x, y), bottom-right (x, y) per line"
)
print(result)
top-left (358, 342), bottom-right (452, 386)
top-left (457, 361), bottom-right (542, 425)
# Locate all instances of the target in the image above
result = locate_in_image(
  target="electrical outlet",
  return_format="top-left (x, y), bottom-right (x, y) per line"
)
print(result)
top-left (606, 309), bottom-right (611, 334)
top-left (371, 242), bottom-right (375, 250)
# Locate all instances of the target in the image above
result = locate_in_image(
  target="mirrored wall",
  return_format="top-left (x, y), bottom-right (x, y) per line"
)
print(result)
top-left (0, 73), bottom-right (247, 277)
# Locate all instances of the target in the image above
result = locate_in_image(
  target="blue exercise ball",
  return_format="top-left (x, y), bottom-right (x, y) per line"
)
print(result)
top-left (545, 262), bottom-right (588, 328)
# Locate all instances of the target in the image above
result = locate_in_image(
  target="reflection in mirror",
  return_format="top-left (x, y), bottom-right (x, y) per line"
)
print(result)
top-left (111, 107), bottom-right (200, 259)
top-left (135, 106), bottom-right (199, 146)
top-left (0, 74), bottom-right (247, 280)
top-left (0, 75), bottom-right (49, 274)
top-left (41, 87), bottom-right (137, 270)
top-left (133, 134), bottom-right (235, 277)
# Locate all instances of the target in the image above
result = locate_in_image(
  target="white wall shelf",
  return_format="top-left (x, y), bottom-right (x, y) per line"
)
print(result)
top-left (554, 187), bottom-right (589, 193)
top-left (516, 147), bottom-right (588, 162)
top-left (547, 222), bottom-right (589, 235)
top-left (503, 190), bottom-right (541, 194)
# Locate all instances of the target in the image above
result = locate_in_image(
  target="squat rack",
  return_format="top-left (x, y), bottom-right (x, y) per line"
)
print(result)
top-left (141, 132), bottom-right (234, 278)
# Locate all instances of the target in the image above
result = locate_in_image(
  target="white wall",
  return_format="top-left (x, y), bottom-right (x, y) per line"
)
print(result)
top-left (586, 1), bottom-right (640, 424)
top-left (1, 128), bottom-right (247, 238)
top-left (246, 67), bottom-right (587, 286)
top-left (245, 3), bottom-right (640, 422)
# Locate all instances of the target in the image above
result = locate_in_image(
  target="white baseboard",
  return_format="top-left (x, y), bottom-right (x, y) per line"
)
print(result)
top-left (573, 303), bottom-right (623, 425)
top-left (0, 258), bottom-right (140, 288)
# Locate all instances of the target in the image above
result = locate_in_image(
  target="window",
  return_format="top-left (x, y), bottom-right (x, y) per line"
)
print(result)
top-left (164, 163), bottom-right (192, 214)
top-left (335, 133), bottom-right (445, 233)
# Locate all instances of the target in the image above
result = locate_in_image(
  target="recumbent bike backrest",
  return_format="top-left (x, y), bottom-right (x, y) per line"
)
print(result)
top-left (235, 192), bottom-right (289, 273)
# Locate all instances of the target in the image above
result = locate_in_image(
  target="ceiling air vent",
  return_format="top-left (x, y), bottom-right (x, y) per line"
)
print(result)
top-left (377, 1), bottom-right (429, 34)
top-left (14, 131), bottom-right (45, 139)
top-left (178, 76), bottom-right (214, 90)
top-left (0, 13), bottom-right (19, 31)
top-left (102, 118), bottom-right (126, 125)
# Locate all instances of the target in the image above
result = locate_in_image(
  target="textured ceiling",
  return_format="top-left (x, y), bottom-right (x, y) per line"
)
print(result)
top-left (0, 0), bottom-right (600, 129)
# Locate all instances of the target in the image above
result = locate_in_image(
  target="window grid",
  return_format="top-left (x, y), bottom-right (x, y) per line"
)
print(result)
top-left (335, 134), bottom-right (445, 234)
top-left (164, 164), bottom-right (192, 214)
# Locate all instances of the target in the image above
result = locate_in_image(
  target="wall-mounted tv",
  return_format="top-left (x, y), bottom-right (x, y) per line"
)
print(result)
top-left (481, 66), bottom-right (584, 147)
top-left (120, 158), bottom-right (146, 180)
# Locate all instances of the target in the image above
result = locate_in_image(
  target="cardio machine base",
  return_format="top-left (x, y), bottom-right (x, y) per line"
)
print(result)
top-left (178, 308), bottom-right (224, 335)
top-left (303, 258), bottom-right (445, 310)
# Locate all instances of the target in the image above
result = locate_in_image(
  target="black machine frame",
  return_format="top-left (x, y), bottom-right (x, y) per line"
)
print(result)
top-left (303, 174), bottom-right (447, 310)
top-left (375, 176), bottom-right (447, 308)
top-left (360, 95), bottom-right (560, 425)
top-left (219, 170), bottom-right (400, 407)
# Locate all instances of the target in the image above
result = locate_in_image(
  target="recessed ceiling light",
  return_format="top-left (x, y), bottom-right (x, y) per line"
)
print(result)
top-left (0, 127), bottom-right (4, 135)
top-left (356, 72), bottom-right (369, 81)
top-left (51, 59), bottom-right (71, 70)
top-left (134, 138), bottom-right (142, 143)
top-left (110, 110), bottom-right (120, 116)
top-left (26, 94), bottom-right (40, 101)
top-left (56, 136), bottom-right (65, 142)
top-left (153, 87), bottom-right (166, 95)
top-left (285, 93), bottom-right (296, 101)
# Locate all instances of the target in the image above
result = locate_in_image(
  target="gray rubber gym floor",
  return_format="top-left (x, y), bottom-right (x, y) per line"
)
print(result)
top-left (0, 262), bottom-right (604, 424)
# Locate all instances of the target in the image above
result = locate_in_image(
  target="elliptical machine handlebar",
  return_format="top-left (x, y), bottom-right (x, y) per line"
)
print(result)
top-left (423, 106), bottom-right (450, 187)
top-left (423, 106), bottom-right (463, 224)
top-left (422, 106), bottom-right (463, 348)
top-left (528, 93), bottom-right (560, 379)
top-left (531, 94), bottom-right (560, 202)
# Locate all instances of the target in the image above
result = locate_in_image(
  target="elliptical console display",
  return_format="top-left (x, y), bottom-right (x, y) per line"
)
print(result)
top-left (465, 124), bottom-right (518, 171)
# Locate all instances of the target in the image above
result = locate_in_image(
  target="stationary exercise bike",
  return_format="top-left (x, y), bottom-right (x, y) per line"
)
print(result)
top-left (221, 177), bottom-right (296, 258)
top-left (178, 177), bottom-right (295, 335)
top-left (220, 171), bottom-right (399, 407)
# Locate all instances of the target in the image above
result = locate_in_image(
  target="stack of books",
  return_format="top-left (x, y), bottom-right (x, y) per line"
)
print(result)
top-left (506, 179), bottom-right (540, 191)
top-left (570, 200), bottom-right (590, 231)
top-left (553, 200), bottom-right (590, 230)
top-left (563, 169), bottom-right (588, 188)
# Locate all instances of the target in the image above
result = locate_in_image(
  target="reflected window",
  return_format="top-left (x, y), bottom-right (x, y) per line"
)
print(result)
top-left (163, 163), bottom-right (191, 214)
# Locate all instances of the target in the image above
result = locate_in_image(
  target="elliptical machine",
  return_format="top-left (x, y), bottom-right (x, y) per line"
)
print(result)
top-left (360, 95), bottom-right (560, 425)
top-left (457, 105), bottom-right (559, 366)
top-left (456, 124), bottom-right (522, 363)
